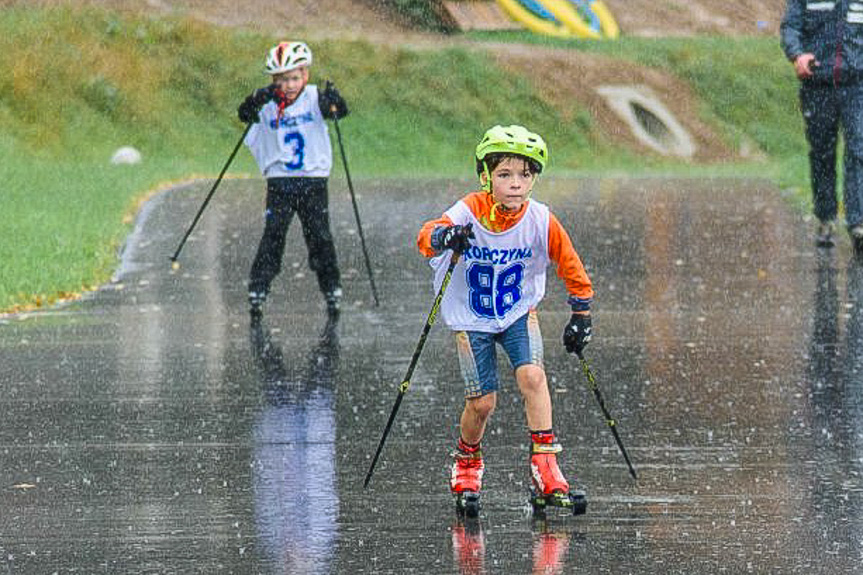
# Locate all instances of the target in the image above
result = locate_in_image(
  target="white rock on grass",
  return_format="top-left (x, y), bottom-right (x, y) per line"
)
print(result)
top-left (111, 146), bottom-right (142, 165)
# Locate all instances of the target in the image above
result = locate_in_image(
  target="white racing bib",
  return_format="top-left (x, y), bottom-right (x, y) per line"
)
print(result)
top-left (244, 84), bottom-right (333, 178)
top-left (430, 199), bottom-right (551, 333)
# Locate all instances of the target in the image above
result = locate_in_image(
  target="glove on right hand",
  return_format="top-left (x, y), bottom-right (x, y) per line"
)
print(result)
top-left (433, 223), bottom-right (475, 255)
top-left (563, 313), bottom-right (592, 355)
top-left (237, 85), bottom-right (276, 124)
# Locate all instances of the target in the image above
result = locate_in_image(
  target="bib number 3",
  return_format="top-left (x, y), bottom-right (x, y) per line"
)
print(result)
top-left (467, 262), bottom-right (524, 319)
top-left (283, 132), bottom-right (306, 170)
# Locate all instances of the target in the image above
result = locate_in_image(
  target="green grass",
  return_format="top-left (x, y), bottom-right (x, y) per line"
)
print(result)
top-left (0, 7), bottom-right (812, 312)
top-left (468, 32), bottom-right (809, 185)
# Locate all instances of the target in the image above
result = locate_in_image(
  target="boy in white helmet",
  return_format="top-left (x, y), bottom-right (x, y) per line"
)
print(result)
top-left (238, 41), bottom-right (348, 319)
top-left (417, 125), bottom-right (594, 517)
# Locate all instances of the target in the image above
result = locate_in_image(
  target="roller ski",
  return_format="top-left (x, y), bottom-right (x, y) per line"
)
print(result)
top-left (528, 433), bottom-right (587, 517)
top-left (451, 439), bottom-right (484, 519)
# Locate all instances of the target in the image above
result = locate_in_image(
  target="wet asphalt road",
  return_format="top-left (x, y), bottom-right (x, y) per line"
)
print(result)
top-left (1, 176), bottom-right (862, 574)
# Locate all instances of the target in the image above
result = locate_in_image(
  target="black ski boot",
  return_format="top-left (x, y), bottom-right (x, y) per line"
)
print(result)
top-left (325, 287), bottom-right (342, 318)
top-left (816, 219), bottom-right (836, 248)
top-left (852, 225), bottom-right (863, 255)
top-left (248, 291), bottom-right (266, 320)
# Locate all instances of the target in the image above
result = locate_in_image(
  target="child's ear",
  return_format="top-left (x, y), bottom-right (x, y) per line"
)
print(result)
top-left (480, 171), bottom-right (489, 186)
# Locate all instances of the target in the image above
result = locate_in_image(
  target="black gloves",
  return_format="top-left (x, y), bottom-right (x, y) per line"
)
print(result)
top-left (238, 85), bottom-right (277, 124)
top-left (431, 223), bottom-right (474, 255)
top-left (320, 81), bottom-right (349, 120)
top-left (563, 313), bottom-right (592, 355)
top-left (240, 81), bottom-right (348, 123)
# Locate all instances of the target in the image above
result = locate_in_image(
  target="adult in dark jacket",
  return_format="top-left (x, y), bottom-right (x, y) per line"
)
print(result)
top-left (781, 0), bottom-right (863, 249)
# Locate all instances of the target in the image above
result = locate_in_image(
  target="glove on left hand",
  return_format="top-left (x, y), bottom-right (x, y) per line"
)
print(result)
top-left (320, 80), bottom-right (348, 119)
top-left (563, 313), bottom-right (592, 354)
top-left (323, 81), bottom-right (341, 103)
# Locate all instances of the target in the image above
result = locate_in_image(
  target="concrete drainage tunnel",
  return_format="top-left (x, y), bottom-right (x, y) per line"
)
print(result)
top-left (597, 85), bottom-right (696, 158)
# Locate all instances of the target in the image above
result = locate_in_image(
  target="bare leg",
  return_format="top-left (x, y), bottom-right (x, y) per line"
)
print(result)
top-left (516, 364), bottom-right (552, 431)
top-left (459, 392), bottom-right (496, 445)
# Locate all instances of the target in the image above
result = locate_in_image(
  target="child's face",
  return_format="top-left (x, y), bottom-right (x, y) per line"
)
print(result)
top-left (271, 67), bottom-right (309, 104)
top-left (484, 157), bottom-right (537, 209)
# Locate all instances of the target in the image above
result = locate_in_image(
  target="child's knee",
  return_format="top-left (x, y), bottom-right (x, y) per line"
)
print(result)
top-left (516, 365), bottom-right (547, 395)
top-left (466, 393), bottom-right (496, 420)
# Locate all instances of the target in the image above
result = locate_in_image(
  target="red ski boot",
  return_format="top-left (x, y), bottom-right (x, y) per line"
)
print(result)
top-left (529, 432), bottom-right (587, 516)
top-left (450, 438), bottom-right (484, 518)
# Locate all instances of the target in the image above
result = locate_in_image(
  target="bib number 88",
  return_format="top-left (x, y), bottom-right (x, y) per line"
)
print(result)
top-left (467, 262), bottom-right (524, 319)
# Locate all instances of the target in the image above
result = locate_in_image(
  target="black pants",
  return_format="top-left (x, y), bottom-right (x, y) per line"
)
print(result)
top-left (249, 177), bottom-right (340, 297)
top-left (800, 81), bottom-right (863, 228)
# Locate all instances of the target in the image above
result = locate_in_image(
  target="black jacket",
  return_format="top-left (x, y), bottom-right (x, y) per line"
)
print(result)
top-left (781, 0), bottom-right (863, 84)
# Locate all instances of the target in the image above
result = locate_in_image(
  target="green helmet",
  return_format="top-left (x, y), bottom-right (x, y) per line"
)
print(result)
top-left (475, 125), bottom-right (548, 172)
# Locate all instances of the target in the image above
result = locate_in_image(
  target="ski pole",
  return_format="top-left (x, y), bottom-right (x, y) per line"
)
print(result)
top-left (169, 122), bottom-right (253, 269)
top-left (328, 89), bottom-right (380, 306)
top-left (364, 250), bottom-right (462, 488)
top-left (576, 351), bottom-right (638, 480)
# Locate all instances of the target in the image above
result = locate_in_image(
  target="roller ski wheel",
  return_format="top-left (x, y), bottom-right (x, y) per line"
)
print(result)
top-left (529, 488), bottom-right (587, 517)
top-left (454, 491), bottom-right (482, 518)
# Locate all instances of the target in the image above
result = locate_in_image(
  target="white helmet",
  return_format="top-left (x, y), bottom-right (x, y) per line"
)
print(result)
top-left (264, 41), bottom-right (312, 75)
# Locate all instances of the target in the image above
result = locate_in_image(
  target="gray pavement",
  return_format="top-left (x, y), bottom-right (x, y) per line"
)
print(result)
top-left (1, 176), bottom-right (862, 574)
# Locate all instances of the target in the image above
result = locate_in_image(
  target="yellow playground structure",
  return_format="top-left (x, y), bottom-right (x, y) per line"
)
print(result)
top-left (495, 0), bottom-right (619, 39)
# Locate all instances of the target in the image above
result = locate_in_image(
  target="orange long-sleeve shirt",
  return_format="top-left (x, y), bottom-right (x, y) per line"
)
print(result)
top-left (417, 191), bottom-right (593, 309)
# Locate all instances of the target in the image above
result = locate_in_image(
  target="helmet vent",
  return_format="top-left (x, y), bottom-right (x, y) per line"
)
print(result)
top-left (265, 41), bottom-right (312, 74)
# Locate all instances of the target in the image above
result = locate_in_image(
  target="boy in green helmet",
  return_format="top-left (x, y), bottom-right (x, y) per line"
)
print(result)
top-left (417, 125), bottom-right (594, 517)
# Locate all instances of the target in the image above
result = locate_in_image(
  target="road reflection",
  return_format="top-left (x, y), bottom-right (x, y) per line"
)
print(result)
top-left (530, 523), bottom-right (574, 575)
top-left (451, 520), bottom-right (485, 575)
top-left (450, 518), bottom-right (576, 575)
top-left (802, 250), bottom-right (863, 567)
top-left (249, 316), bottom-right (340, 574)
top-left (809, 250), bottom-right (840, 392)
top-left (839, 255), bottom-right (863, 563)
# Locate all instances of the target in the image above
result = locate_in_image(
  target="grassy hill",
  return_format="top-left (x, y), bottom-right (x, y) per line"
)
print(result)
top-left (0, 6), bottom-right (806, 313)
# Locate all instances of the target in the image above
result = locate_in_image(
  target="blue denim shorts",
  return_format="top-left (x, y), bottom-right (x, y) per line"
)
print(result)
top-left (455, 310), bottom-right (544, 399)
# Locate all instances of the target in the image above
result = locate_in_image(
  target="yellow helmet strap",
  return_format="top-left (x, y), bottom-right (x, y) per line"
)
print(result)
top-left (481, 161), bottom-right (492, 192)
top-left (480, 162), bottom-right (501, 222)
